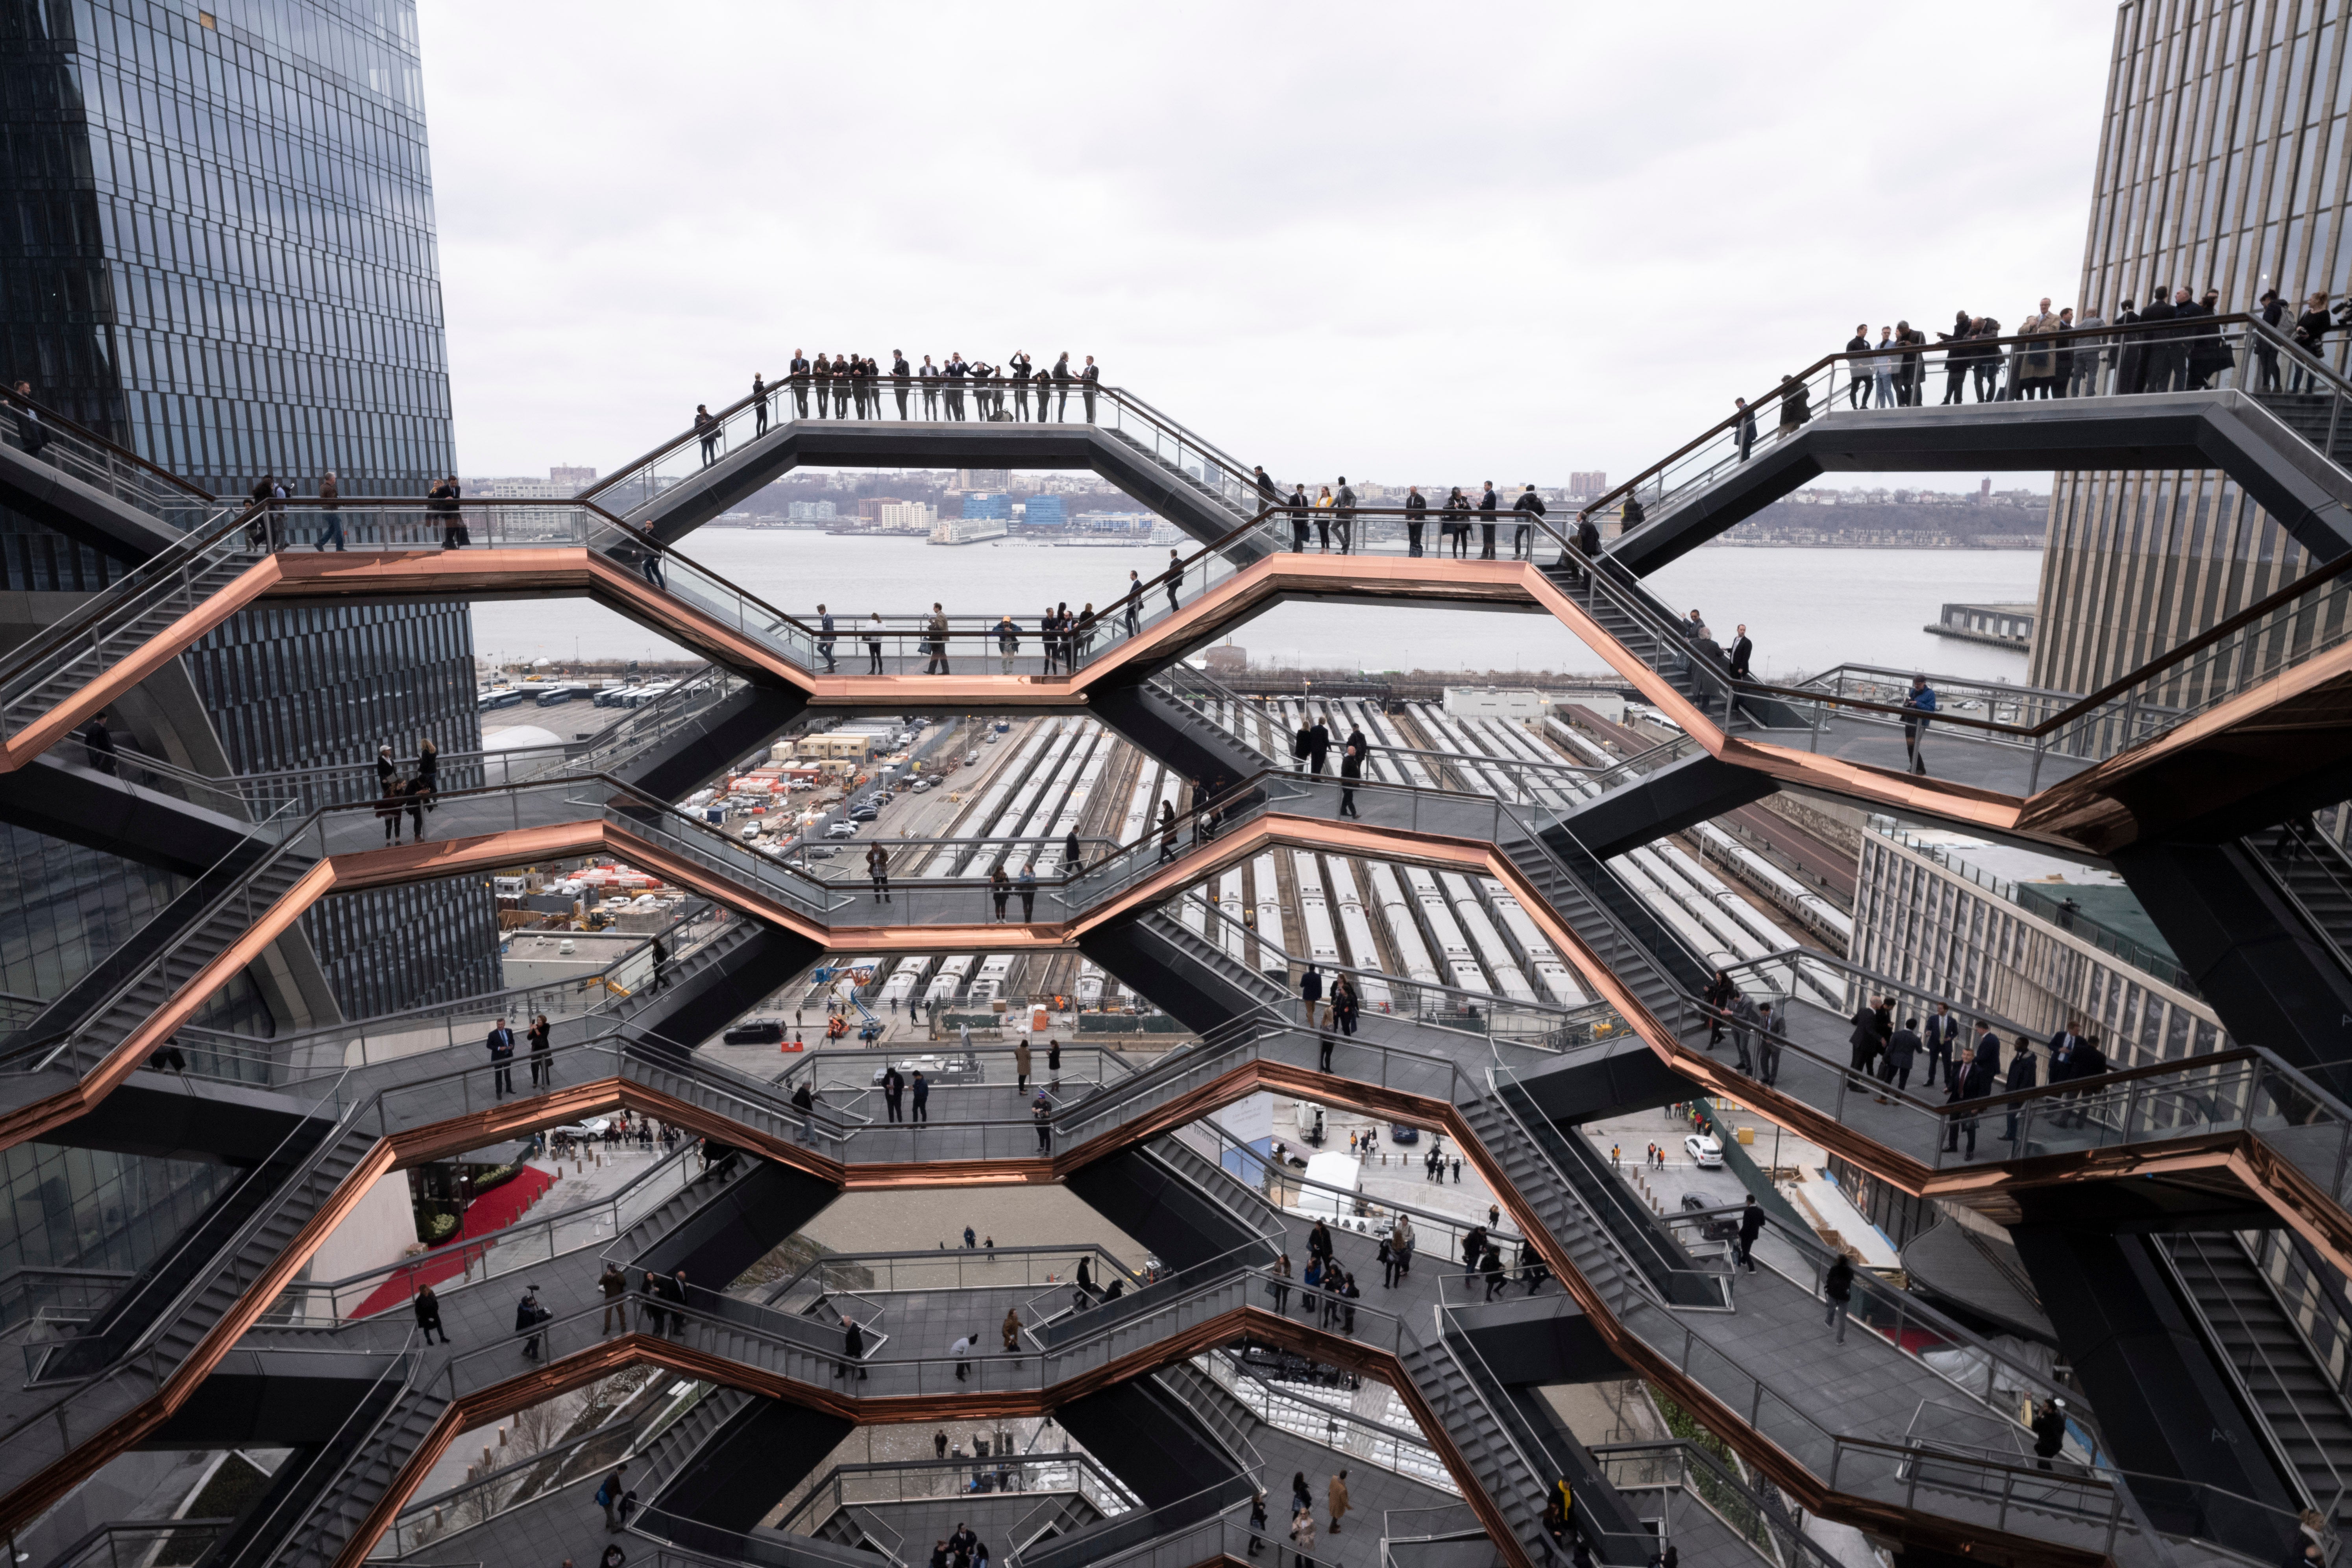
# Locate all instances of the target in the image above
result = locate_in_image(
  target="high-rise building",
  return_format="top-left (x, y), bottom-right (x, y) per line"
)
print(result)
top-left (957, 468), bottom-right (1010, 492)
top-left (549, 465), bottom-right (598, 491)
top-left (0, 1), bottom-right (495, 1033)
top-left (1568, 470), bottom-right (1607, 498)
top-left (2033, 0), bottom-right (2352, 693)
top-left (1021, 495), bottom-right (1067, 529)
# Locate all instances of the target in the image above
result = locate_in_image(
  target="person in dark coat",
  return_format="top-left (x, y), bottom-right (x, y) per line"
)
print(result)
top-left (1878, 1017), bottom-right (1920, 1099)
top-left (486, 1018), bottom-right (516, 1097)
top-left (1972, 1023), bottom-right (2003, 1077)
top-left (517, 1285), bottom-right (549, 1359)
top-left (841, 1313), bottom-right (868, 1379)
top-left (1704, 970), bottom-right (1737, 1047)
top-left (1822, 1255), bottom-right (1855, 1341)
top-left (2031, 1398), bottom-right (2070, 1471)
top-left (2136, 285), bottom-right (2180, 392)
top-left (1574, 516), bottom-right (1603, 581)
top-left (414, 1284), bottom-right (447, 1344)
top-left (1306, 718), bottom-right (1331, 775)
top-left (2109, 299), bottom-right (2142, 394)
top-left (1337, 735), bottom-right (1364, 820)
top-left (1942, 1048), bottom-right (1996, 1156)
top-left (1735, 1194), bottom-right (1764, 1272)
top-left (1510, 483), bottom-right (1546, 560)
top-left (1725, 625), bottom-right (1754, 682)
top-left (1298, 965), bottom-right (1324, 1027)
top-left (1923, 1004), bottom-right (1962, 1091)
top-left (82, 710), bottom-right (120, 777)
top-left (1847, 1000), bottom-right (1882, 1077)
top-left (883, 1064), bottom-right (905, 1123)
top-left (2186, 289), bottom-right (2234, 388)
top-left (2001, 1041), bottom-right (2039, 1143)
top-left (1754, 1000), bottom-right (1784, 1085)
top-left (1404, 484), bottom-right (1427, 557)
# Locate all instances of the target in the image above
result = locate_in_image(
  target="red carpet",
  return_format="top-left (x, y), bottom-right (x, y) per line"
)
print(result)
top-left (352, 1165), bottom-right (556, 1319)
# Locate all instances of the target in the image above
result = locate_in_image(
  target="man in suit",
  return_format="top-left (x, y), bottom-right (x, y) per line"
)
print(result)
top-left (1847, 999), bottom-right (1882, 1076)
top-left (883, 1064), bottom-right (905, 1123)
top-left (816, 603), bottom-right (837, 673)
top-left (1923, 1004), bottom-right (1962, 1090)
top-left (1333, 476), bottom-right (1357, 555)
top-left (487, 1017), bottom-right (516, 1097)
top-left (1879, 1016), bottom-right (1922, 1098)
top-left (1973, 1023), bottom-right (2003, 1077)
top-left (1124, 570), bottom-right (1144, 636)
top-left (1726, 625), bottom-right (1754, 682)
top-left (891, 351), bottom-right (912, 418)
top-left (1080, 354), bottom-right (1100, 423)
top-left (1307, 717), bottom-right (1331, 775)
top-left (789, 351), bottom-right (811, 418)
top-left (1942, 1047), bottom-right (1995, 1155)
top-left (2003, 1039), bottom-right (2041, 1141)
top-left (1729, 993), bottom-right (1761, 1076)
top-left (1755, 1000), bottom-right (1784, 1085)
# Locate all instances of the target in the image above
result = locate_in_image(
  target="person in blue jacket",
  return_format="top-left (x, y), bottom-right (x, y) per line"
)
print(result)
top-left (1901, 675), bottom-right (1938, 775)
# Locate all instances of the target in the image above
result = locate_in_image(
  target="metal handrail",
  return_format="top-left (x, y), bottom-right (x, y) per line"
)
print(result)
top-left (0, 382), bottom-right (221, 499)
top-left (1581, 309), bottom-right (2352, 524)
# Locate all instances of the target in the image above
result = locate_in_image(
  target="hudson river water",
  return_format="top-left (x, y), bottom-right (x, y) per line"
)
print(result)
top-left (468, 533), bottom-right (2045, 685)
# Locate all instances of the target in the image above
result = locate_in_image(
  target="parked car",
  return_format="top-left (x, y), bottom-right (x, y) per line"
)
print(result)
top-left (1387, 1125), bottom-right (1422, 1145)
top-left (1684, 1133), bottom-right (1725, 1169)
top-left (724, 1019), bottom-right (785, 1046)
top-left (1681, 1191), bottom-right (1741, 1241)
top-left (825, 821), bottom-right (860, 839)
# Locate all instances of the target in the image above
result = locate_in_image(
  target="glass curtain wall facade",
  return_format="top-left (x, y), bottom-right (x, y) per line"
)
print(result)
top-left (0, 0), bottom-right (496, 1022)
top-left (2035, 0), bottom-right (2352, 694)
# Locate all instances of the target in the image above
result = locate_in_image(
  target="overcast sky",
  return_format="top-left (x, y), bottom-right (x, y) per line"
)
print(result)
top-left (416, 2), bottom-right (2122, 488)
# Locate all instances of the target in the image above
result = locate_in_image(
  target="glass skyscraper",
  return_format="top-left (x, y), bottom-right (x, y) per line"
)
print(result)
top-left (2034, 0), bottom-right (2352, 693)
top-left (0, 0), bottom-right (496, 1263)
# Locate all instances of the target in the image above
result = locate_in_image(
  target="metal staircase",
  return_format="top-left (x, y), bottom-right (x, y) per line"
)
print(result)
top-left (1391, 1333), bottom-right (1550, 1560)
top-left (30, 1109), bottom-right (365, 1384)
top-left (2251, 820), bottom-right (2352, 968)
top-left (1, 838), bottom-right (325, 1078)
top-left (0, 512), bottom-right (260, 759)
top-left (2161, 1231), bottom-right (2352, 1524)
top-left (212, 1350), bottom-right (424, 1568)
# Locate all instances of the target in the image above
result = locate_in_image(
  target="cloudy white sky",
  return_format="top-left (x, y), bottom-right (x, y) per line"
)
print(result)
top-left (416, 2), bottom-right (2122, 488)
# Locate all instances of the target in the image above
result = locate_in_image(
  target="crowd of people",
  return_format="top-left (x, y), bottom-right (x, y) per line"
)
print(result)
top-left (1706, 982), bottom-right (2124, 1158)
top-left (728, 350), bottom-right (1102, 442)
top-left (1254, 467), bottom-right (1553, 560)
top-left (1723, 288), bottom-right (2348, 458)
